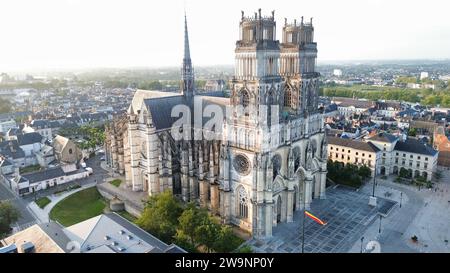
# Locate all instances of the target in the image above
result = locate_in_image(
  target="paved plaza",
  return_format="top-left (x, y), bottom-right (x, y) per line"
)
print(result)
top-left (248, 185), bottom-right (396, 253)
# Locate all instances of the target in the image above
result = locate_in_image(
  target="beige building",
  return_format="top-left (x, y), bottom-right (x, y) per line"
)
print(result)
top-left (327, 136), bottom-right (381, 176)
top-left (53, 135), bottom-right (82, 164)
top-left (328, 132), bottom-right (438, 181)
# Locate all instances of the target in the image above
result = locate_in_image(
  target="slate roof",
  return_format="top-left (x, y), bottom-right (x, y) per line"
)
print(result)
top-left (144, 95), bottom-right (192, 130)
top-left (198, 91), bottom-right (227, 98)
top-left (17, 132), bottom-right (43, 146)
top-left (394, 138), bottom-right (438, 156)
top-left (327, 136), bottom-right (380, 153)
top-left (0, 158), bottom-right (13, 167)
top-left (0, 140), bottom-right (25, 159)
top-left (31, 120), bottom-right (50, 129)
top-left (368, 132), bottom-right (398, 143)
top-left (22, 167), bottom-right (65, 183)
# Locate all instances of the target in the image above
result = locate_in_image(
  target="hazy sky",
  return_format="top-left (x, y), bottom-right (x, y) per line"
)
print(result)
top-left (1, 0), bottom-right (449, 71)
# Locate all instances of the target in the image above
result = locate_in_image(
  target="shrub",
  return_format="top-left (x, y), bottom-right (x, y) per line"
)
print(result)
top-left (35, 197), bottom-right (51, 209)
top-left (235, 245), bottom-right (253, 253)
top-left (109, 179), bottom-right (122, 187)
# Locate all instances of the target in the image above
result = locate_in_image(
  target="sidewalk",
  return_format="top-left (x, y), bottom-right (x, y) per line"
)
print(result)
top-left (348, 174), bottom-right (450, 253)
top-left (27, 182), bottom-right (97, 223)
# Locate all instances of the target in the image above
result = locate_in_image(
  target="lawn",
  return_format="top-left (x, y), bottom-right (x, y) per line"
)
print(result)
top-left (20, 164), bottom-right (42, 174)
top-left (35, 197), bottom-right (51, 209)
top-left (109, 179), bottom-right (122, 187)
top-left (49, 187), bottom-right (106, 226)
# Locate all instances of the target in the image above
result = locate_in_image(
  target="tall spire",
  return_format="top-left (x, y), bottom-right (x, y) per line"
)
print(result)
top-left (184, 13), bottom-right (191, 61)
top-left (181, 12), bottom-right (195, 98)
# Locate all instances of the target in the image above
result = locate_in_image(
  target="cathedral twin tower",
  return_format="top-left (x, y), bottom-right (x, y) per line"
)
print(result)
top-left (105, 9), bottom-right (327, 239)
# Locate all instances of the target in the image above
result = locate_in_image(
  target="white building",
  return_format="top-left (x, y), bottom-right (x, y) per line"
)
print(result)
top-left (333, 69), bottom-right (342, 77)
top-left (327, 136), bottom-right (381, 176)
top-left (0, 120), bottom-right (17, 134)
top-left (420, 72), bottom-right (429, 80)
top-left (329, 133), bottom-right (438, 181)
top-left (10, 166), bottom-right (90, 195)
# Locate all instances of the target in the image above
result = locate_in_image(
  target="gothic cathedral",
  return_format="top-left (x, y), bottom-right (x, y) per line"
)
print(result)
top-left (105, 9), bottom-right (327, 239)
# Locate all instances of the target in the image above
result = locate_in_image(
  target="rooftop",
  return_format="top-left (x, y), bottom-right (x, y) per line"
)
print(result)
top-left (368, 132), bottom-right (398, 143)
top-left (394, 138), bottom-right (438, 156)
top-left (327, 136), bottom-right (380, 153)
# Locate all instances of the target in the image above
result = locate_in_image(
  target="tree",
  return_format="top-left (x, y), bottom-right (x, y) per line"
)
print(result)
top-left (0, 201), bottom-right (21, 239)
top-left (136, 190), bottom-right (183, 243)
top-left (176, 203), bottom-right (209, 246)
top-left (195, 216), bottom-right (220, 253)
top-left (408, 128), bottom-right (417, 137)
top-left (399, 167), bottom-right (409, 178)
top-left (358, 165), bottom-right (372, 179)
top-left (214, 225), bottom-right (241, 253)
top-left (0, 97), bottom-right (12, 114)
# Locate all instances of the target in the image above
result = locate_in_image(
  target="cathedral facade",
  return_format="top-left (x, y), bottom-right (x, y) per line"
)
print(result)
top-left (105, 10), bottom-right (327, 239)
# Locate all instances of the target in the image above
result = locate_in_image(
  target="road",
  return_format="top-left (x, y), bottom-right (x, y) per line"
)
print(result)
top-left (350, 169), bottom-right (450, 253)
top-left (0, 176), bottom-right (37, 232)
top-left (1, 154), bottom-right (109, 234)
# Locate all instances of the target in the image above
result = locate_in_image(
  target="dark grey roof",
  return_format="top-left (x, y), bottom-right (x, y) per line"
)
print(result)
top-left (31, 120), bottom-right (50, 129)
top-left (22, 167), bottom-right (65, 183)
top-left (198, 91), bottom-right (227, 98)
top-left (327, 136), bottom-right (380, 152)
top-left (0, 140), bottom-right (25, 159)
top-left (395, 138), bottom-right (438, 156)
top-left (6, 128), bottom-right (20, 136)
top-left (17, 132), bottom-right (43, 146)
top-left (325, 103), bottom-right (338, 113)
top-left (0, 158), bottom-right (13, 167)
top-left (368, 132), bottom-right (398, 143)
top-left (144, 95), bottom-right (192, 130)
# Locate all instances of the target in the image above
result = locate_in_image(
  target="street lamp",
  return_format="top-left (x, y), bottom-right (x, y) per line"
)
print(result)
top-left (360, 236), bottom-right (365, 253)
top-left (369, 160), bottom-right (378, 206)
top-left (378, 215), bottom-right (382, 234)
top-left (399, 192), bottom-right (403, 208)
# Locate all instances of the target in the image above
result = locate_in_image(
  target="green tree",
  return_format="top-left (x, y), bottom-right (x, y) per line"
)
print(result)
top-left (176, 203), bottom-right (209, 246)
top-left (0, 201), bottom-right (21, 239)
top-left (195, 216), bottom-right (220, 253)
top-left (358, 165), bottom-right (372, 179)
top-left (214, 225), bottom-right (241, 253)
top-left (136, 190), bottom-right (183, 243)
top-left (408, 128), bottom-right (417, 137)
top-left (0, 97), bottom-right (12, 114)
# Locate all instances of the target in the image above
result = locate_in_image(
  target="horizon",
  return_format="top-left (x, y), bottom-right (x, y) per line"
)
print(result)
top-left (1, 0), bottom-right (450, 72)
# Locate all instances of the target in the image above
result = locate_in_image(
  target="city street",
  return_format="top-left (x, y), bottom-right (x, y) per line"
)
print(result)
top-left (1, 154), bottom-right (109, 233)
top-left (351, 170), bottom-right (450, 253)
top-left (247, 185), bottom-right (396, 253)
top-left (0, 176), bottom-right (37, 231)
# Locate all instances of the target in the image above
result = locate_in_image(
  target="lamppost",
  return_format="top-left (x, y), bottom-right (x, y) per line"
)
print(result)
top-left (378, 215), bottom-right (382, 234)
top-left (360, 236), bottom-right (365, 253)
top-left (399, 192), bottom-right (403, 208)
top-left (301, 184), bottom-right (306, 254)
top-left (369, 160), bottom-right (378, 206)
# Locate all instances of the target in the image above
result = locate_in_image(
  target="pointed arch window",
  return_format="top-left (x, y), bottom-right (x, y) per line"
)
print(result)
top-left (238, 187), bottom-right (249, 219)
top-left (284, 85), bottom-right (292, 107)
top-left (241, 90), bottom-right (250, 108)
